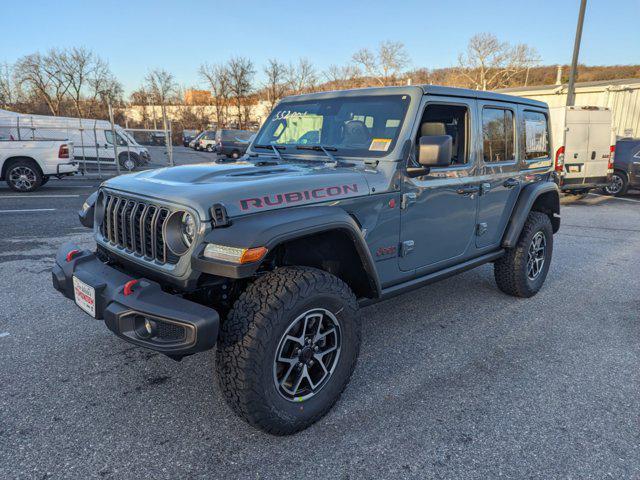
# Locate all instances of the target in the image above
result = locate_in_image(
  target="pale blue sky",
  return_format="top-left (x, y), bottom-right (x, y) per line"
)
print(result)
top-left (2, 0), bottom-right (639, 93)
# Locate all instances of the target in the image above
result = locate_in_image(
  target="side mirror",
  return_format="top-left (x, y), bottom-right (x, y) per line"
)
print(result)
top-left (418, 135), bottom-right (452, 167)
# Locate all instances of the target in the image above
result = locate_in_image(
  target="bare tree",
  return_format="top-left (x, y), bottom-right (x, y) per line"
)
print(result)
top-left (144, 69), bottom-right (177, 132)
top-left (0, 62), bottom-right (14, 107)
top-left (59, 47), bottom-right (95, 117)
top-left (324, 64), bottom-right (362, 89)
top-left (286, 58), bottom-right (318, 95)
top-left (458, 33), bottom-right (540, 90)
top-left (263, 59), bottom-right (288, 111)
top-left (352, 41), bottom-right (409, 86)
top-left (199, 63), bottom-right (231, 127)
top-left (144, 69), bottom-right (177, 105)
top-left (226, 57), bottom-right (255, 129)
top-left (13, 51), bottom-right (70, 115)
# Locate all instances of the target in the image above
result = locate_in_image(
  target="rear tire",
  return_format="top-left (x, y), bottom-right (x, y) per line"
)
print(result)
top-left (603, 171), bottom-right (628, 197)
top-left (6, 159), bottom-right (43, 192)
top-left (494, 211), bottom-right (553, 298)
top-left (216, 266), bottom-right (361, 435)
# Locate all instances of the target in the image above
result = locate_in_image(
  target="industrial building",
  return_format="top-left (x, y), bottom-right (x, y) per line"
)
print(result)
top-left (499, 78), bottom-right (640, 139)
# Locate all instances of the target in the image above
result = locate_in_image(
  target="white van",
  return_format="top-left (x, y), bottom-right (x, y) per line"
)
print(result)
top-left (0, 109), bottom-right (150, 171)
top-left (549, 106), bottom-right (614, 194)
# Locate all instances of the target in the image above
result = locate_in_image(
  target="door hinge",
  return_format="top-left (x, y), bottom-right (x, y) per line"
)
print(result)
top-left (400, 240), bottom-right (414, 257)
top-left (401, 192), bottom-right (417, 209)
top-left (476, 222), bottom-right (488, 236)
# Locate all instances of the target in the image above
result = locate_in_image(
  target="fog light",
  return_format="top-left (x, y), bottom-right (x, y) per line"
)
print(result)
top-left (144, 318), bottom-right (156, 336)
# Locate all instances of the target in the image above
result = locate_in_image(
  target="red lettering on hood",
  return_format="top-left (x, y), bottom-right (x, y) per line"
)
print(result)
top-left (239, 184), bottom-right (359, 211)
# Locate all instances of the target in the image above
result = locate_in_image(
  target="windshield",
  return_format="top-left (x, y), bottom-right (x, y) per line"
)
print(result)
top-left (254, 94), bottom-right (411, 157)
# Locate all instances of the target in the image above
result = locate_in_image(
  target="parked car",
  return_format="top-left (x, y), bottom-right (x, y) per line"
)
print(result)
top-left (182, 129), bottom-right (198, 147)
top-left (0, 132), bottom-right (77, 191)
top-left (214, 129), bottom-right (254, 158)
top-left (549, 106), bottom-right (614, 196)
top-left (53, 85), bottom-right (560, 435)
top-left (189, 131), bottom-right (205, 149)
top-left (197, 130), bottom-right (217, 152)
top-left (0, 109), bottom-right (150, 171)
top-left (604, 138), bottom-right (640, 196)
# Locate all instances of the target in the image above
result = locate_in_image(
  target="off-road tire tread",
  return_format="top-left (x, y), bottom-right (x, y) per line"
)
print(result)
top-left (216, 266), bottom-right (360, 435)
top-left (494, 211), bottom-right (551, 298)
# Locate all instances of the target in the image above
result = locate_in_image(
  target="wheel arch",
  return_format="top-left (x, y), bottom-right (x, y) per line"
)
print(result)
top-left (501, 181), bottom-right (560, 248)
top-left (1, 156), bottom-right (43, 180)
top-left (193, 206), bottom-right (381, 299)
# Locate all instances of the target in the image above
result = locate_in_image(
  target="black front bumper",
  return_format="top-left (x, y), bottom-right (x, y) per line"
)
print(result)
top-left (51, 243), bottom-right (219, 358)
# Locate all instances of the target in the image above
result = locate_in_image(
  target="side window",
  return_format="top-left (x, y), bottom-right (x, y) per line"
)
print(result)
top-left (523, 111), bottom-right (550, 159)
top-left (416, 103), bottom-right (469, 166)
top-left (105, 131), bottom-right (127, 146)
top-left (482, 107), bottom-right (515, 162)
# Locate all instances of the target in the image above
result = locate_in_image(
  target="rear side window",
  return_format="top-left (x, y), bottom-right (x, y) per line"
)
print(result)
top-left (523, 111), bottom-right (550, 159)
top-left (482, 107), bottom-right (515, 163)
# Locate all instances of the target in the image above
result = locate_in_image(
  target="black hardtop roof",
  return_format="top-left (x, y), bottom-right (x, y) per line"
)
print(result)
top-left (281, 84), bottom-right (547, 108)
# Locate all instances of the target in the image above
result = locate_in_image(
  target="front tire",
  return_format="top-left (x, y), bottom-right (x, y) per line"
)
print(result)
top-left (494, 211), bottom-right (553, 298)
top-left (118, 154), bottom-right (136, 171)
top-left (216, 266), bottom-right (361, 435)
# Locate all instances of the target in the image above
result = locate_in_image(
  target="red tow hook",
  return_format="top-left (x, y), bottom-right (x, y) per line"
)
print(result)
top-left (65, 249), bottom-right (80, 262)
top-left (123, 279), bottom-right (139, 296)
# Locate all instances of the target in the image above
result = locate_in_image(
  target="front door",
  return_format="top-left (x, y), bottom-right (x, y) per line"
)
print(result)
top-left (475, 102), bottom-right (522, 249)
top-left (399, 98), bottom-right (480, 272)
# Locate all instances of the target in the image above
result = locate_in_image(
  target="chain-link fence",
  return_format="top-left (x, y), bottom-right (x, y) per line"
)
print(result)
top-left (0, 107), bottom-right (173, 179)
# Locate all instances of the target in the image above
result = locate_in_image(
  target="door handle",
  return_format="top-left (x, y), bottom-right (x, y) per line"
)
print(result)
top-left (503, 178), bottom-right (520, 189)
top-left (456, 185), bottom-right (480, 196)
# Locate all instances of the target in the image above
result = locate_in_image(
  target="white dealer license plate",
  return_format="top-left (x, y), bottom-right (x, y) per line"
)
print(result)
top-left (73, 276), bottom-right (96, 317)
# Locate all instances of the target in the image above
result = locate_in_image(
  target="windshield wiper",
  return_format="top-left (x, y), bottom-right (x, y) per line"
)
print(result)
top-left (295, 145), bottom-right (339, 165)
top-left (253, 144), bottom-right (285, 161)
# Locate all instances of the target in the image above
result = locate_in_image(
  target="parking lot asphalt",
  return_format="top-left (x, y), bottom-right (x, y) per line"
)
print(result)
top-left (0, 179), bottom-right (639, 479)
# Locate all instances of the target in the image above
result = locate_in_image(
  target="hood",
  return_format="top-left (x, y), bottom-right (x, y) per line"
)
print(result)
top-left (102, 160), bottom-right (371, 220)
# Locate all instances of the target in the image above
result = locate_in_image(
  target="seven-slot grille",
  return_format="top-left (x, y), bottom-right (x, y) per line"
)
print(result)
top-left (100, 193), bottom-right (179, 265)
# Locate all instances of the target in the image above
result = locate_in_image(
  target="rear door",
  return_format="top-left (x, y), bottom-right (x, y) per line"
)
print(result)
top-left (564, 109), bottom-right (590, 181)
top-left (585, 109), bottom-right (612, 180)
top-left (475, 102), bottom-right (521, 249)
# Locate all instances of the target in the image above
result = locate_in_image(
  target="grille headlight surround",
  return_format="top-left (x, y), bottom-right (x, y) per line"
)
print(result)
top-left (164, 210), bottom-right (199, 256)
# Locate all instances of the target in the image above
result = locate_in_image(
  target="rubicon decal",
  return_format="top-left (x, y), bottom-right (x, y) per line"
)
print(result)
top-left (240, 184), bottom-right (359, 211)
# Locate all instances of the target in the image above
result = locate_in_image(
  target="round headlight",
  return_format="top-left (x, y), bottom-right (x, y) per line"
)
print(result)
top-left (181, 212), bottom-right (196, 246)
top-left (164, 210), bottom-right (198, 256)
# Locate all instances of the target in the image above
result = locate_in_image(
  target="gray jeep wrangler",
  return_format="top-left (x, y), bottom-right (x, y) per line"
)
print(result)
top-left (52, 85), bottom-right (560, 435)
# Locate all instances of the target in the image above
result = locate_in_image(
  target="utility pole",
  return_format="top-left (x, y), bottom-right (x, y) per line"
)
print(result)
top-left (566, 0), bottom-right (587, 106)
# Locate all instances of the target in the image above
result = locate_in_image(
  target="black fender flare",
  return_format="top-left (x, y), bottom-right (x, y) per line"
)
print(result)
top-left (501, 181), bottom-right (560, 248)
top-left (192, 206), bottom-right (381, 296)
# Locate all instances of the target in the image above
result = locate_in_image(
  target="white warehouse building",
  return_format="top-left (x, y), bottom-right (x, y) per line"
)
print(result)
top-left (498, 78), bottom-right (640, 139)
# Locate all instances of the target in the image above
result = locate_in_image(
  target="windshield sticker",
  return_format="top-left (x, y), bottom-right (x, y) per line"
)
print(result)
top-left (369, 138), bottom-right (392, 152)
top-left (272, 110), bottom-right (309, 121)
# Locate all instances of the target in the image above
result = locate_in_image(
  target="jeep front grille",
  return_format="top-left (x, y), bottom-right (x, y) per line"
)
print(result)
top-left (100, 194), bottom-right (179, 265)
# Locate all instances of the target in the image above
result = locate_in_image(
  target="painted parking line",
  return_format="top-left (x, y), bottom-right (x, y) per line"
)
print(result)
top-left (0, 208), bottom-right (56, 213)
top-left (0, 195), bottom-right (79, 199)
top-left (588, 193), bottom-right (640, 204)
